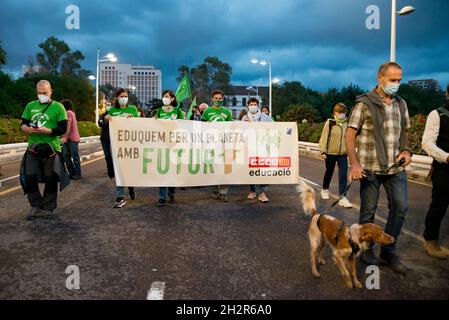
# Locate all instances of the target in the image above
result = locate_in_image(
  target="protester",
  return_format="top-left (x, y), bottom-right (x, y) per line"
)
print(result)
top-left (261, 106), bottom-right (270, 116)
top-left (238, 109), bottom-right (247, 121)
top-left (242, 97), bottom-right (273, 203)
top-left (318, 103), bottom-right (352, 208)
top-left (189, 105), bottom-right (202, 121)
top-left (201, 89), bottom-right (233, 202)
top-left (20, 80), bottom-right (69, 220)
top-left (104, 88), bottom-right (140, 208)
top-left (421, 83), bottom-right (449, 260)
top-left (155, 90), bottom-right (184, 207)
top-left (346, 62), bottom-right (412, 274)
top-left (60, 99), bottom-right (81, 180)
top-left (98, 103), bottom-right (114, 180)
top-left (199, 103), bottom-right (208, 116)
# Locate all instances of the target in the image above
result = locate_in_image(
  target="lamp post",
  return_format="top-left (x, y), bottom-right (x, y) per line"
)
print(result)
top-left (95, 49), bottom-right (117, 126)
top-left (390, 0), bottom-right (415, 62)
top-left (251, 50), bottom-right (273, 117)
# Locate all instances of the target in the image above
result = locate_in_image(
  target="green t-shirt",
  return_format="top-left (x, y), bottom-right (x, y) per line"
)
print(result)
top-left (21, 100), bottom-right (67, 152)
top-left (157, 107), bottom-right (185, 120)
top-left (201, 107), bottom-right (233, 122)
top-left (108, 105), bottom-right (140, 118)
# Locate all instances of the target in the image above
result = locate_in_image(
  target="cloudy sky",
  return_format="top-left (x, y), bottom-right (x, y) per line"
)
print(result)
top-left (1, 0), bottom-right (448, 92)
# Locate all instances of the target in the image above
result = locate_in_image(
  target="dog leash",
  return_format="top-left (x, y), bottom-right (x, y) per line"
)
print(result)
top-left (327, 158), bottom-right (406, 210)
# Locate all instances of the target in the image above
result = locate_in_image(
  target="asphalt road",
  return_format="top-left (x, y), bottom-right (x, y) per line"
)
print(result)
top-left (0, 150), bottom-right (448, 300)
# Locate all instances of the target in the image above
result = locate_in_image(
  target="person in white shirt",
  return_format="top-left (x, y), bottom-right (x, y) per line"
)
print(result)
top-left (242, 97), bottom-right (273, 203)
top-left (421, 83), bottom-right (449, 260)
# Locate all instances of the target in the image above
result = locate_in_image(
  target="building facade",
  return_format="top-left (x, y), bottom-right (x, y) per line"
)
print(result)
top-left (408, 79), bottom-right (442, 92)
top-left (100, 63), bottom-right (162, 105)
top-left (224, 85), bottom-right (269, 119)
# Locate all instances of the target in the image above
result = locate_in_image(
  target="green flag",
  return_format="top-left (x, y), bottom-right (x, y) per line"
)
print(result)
top-left (175, 75), bottom-right (192, 102)
top-left (187, 96), bottom-right (197, 120)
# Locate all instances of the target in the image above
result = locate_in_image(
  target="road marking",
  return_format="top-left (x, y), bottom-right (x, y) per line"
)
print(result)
top-left (147, 281), bottom-right (165, 300)
top-left (0, 156), bottom-right (105, 197)
top-left (299, 176), bottom-right (449, 255)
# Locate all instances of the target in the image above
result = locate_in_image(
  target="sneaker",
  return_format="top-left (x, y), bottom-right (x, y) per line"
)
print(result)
top-left (338, 197), bottom-right (353, 208)
top-left (380, 251), bottom-right (407, 275)
top-left (26, 207), bottom-right (42, 221)
top-left (157, 199), bottom-right (167, 207)
top-left (219, 194), bottom-right (229, 202)
top-left (129, 189), bottom-right (136, 200)
top-left (321, 189), bottom-right (330, 200)
top-left (258, 192), bottom-right (269, 203)
top-left (424, 240), bottom-right (448, 260)
top-left (168, 194), bottom-right (175, 203)
top-left (114, 198), bottom-right (127, 208)
top-left (247, 192), bottom-right (257, 200)
top-left (361, 248), bottom-right (380, 265)
top-left (71, 174), bottom-right (82, 180)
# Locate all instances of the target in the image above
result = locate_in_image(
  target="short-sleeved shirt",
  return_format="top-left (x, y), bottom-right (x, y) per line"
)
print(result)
top-left (108, 105), bottom-right (140, 118)
top-left (348, 99), bottom-right (410, 174)
top-left (157, 107), bottom-right (185, 120)
top-left (201, 107), bottom-right (233, 122)
top-left (21, 100), bottom-right (67, 152)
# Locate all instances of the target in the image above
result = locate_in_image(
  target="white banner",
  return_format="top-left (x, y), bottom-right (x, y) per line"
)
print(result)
top-left (109, 118), bottom-right (298, 187)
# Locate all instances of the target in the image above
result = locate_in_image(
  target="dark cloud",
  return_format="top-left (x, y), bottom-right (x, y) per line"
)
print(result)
top-left (1, 0), bottom-right (448, 92)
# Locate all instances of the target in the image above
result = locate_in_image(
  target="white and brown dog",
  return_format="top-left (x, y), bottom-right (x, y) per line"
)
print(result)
top-left (297, 179), bottom-right (395, 289)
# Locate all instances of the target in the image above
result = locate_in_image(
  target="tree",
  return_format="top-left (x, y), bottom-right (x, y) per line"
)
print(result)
top-left (398, 84), bottom-right (446, 116)
top-left (36, 36), bottom-right (86, 75)
top-left (322, 83), bottom-right (366, 118)
top-left (177, 56), bottom-right (233, 103)
top-left (0, 42), bottom-right (6, 67)
top-left (281, 103), bottom-right (321, 123)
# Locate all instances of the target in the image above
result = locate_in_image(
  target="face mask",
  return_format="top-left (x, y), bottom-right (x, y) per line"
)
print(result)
top-left (38, 94), bottom-right (50, 104)
top-left (382, 83), bottom-right (400, 96)
top-left (335, 114), bottom-right (346, 120)
top-left (118, 97), bottom-right (128, 106)
top-left (213, 100), bottom-right (223, 107)
top-left (249, 105), bottom-right (259, 114)
top-left (162, 97), bottom-right (173, 106)
top-left (106, 105), bottom-right (112, 111)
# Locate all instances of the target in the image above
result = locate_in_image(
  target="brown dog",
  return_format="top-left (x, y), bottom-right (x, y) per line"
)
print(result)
top-left (297, 179), bottom-right (395, 289)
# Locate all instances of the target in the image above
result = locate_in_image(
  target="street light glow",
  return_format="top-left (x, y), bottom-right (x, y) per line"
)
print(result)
top-left (88, 75), bottom-right (96, 80)
top-left (105, 53), bottom-right (115, 59)
top-left (398, 5), bottom-right (415, 16)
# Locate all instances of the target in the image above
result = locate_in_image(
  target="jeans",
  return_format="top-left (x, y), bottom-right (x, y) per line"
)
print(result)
top-left (116, 186), bottom-right (135, 199)
top-left (217, 185), bottom-right (228, 195)
top-left (63, 141), bottom-right (81, 176)
top-left (423, 168), bottom-right (449, 241)
top-left (101, 139), bottom-right (114, 178)
top-left (250, 185), bottom-right (267, 193)
top-left (159, 187), bottom-right (176, 201)
top-left (359, 170), bottom-right (408, 254)
top-left (322, 154), bottom-right (348, 196)
top-left (25, 151), bottom-right (59, 210)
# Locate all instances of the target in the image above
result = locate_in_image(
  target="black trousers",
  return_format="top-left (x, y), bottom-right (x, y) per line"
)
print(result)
top-left (25, 151), bottom-right (59, 210)
top-left (423, 167), bottom-right (449, 241)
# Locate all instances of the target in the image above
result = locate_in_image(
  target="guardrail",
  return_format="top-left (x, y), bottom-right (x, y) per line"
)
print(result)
top-left (297, 141), bottom-right (432, 178)
top-left (0, 136), bottom-right (101, 164)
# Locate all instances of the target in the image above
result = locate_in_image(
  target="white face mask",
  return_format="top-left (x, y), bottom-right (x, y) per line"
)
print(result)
top-left (106, 105), bottom-right (112, 111)
top-left (38, 94), bottom-right (50, 104)
top-left (248, 105), bottom-right (259, 114)
top-left (118, 97), bottom-right (128, 106)
top-left (162, 97), bottom-right (173, 106)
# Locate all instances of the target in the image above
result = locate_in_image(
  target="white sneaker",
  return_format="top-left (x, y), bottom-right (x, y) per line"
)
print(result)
top-left (339, 197), bottom-right (353, 208)
top-left (247, 192), bottom-right (257, 200)
top-left (321, 189), bottom-right (330, 200)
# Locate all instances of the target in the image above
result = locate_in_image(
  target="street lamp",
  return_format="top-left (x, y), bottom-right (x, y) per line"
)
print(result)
top-left (95, 48), bottom-right (117, 126)
top-left (251, 50), bottom-right (273, 117)
top-left (390, 0), bottom-right (415, 62)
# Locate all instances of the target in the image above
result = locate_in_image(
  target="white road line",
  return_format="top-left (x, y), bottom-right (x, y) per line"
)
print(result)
top-left (147, 281), bottom-right (166, 300)
top-left (299, 175), bottom-right (449, 254)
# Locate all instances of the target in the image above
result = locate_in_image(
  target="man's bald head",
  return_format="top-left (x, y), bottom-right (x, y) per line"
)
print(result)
top-left (36, 80), bottom-right (52, 100)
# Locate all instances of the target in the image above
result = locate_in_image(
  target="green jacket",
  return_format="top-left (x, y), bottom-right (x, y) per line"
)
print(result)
top-left (319, 119), bottom-right (347, 155)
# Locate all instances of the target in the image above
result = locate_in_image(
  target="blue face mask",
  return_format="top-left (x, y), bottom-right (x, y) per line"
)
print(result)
top-left (382, 83), bottom-right (400, 96)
